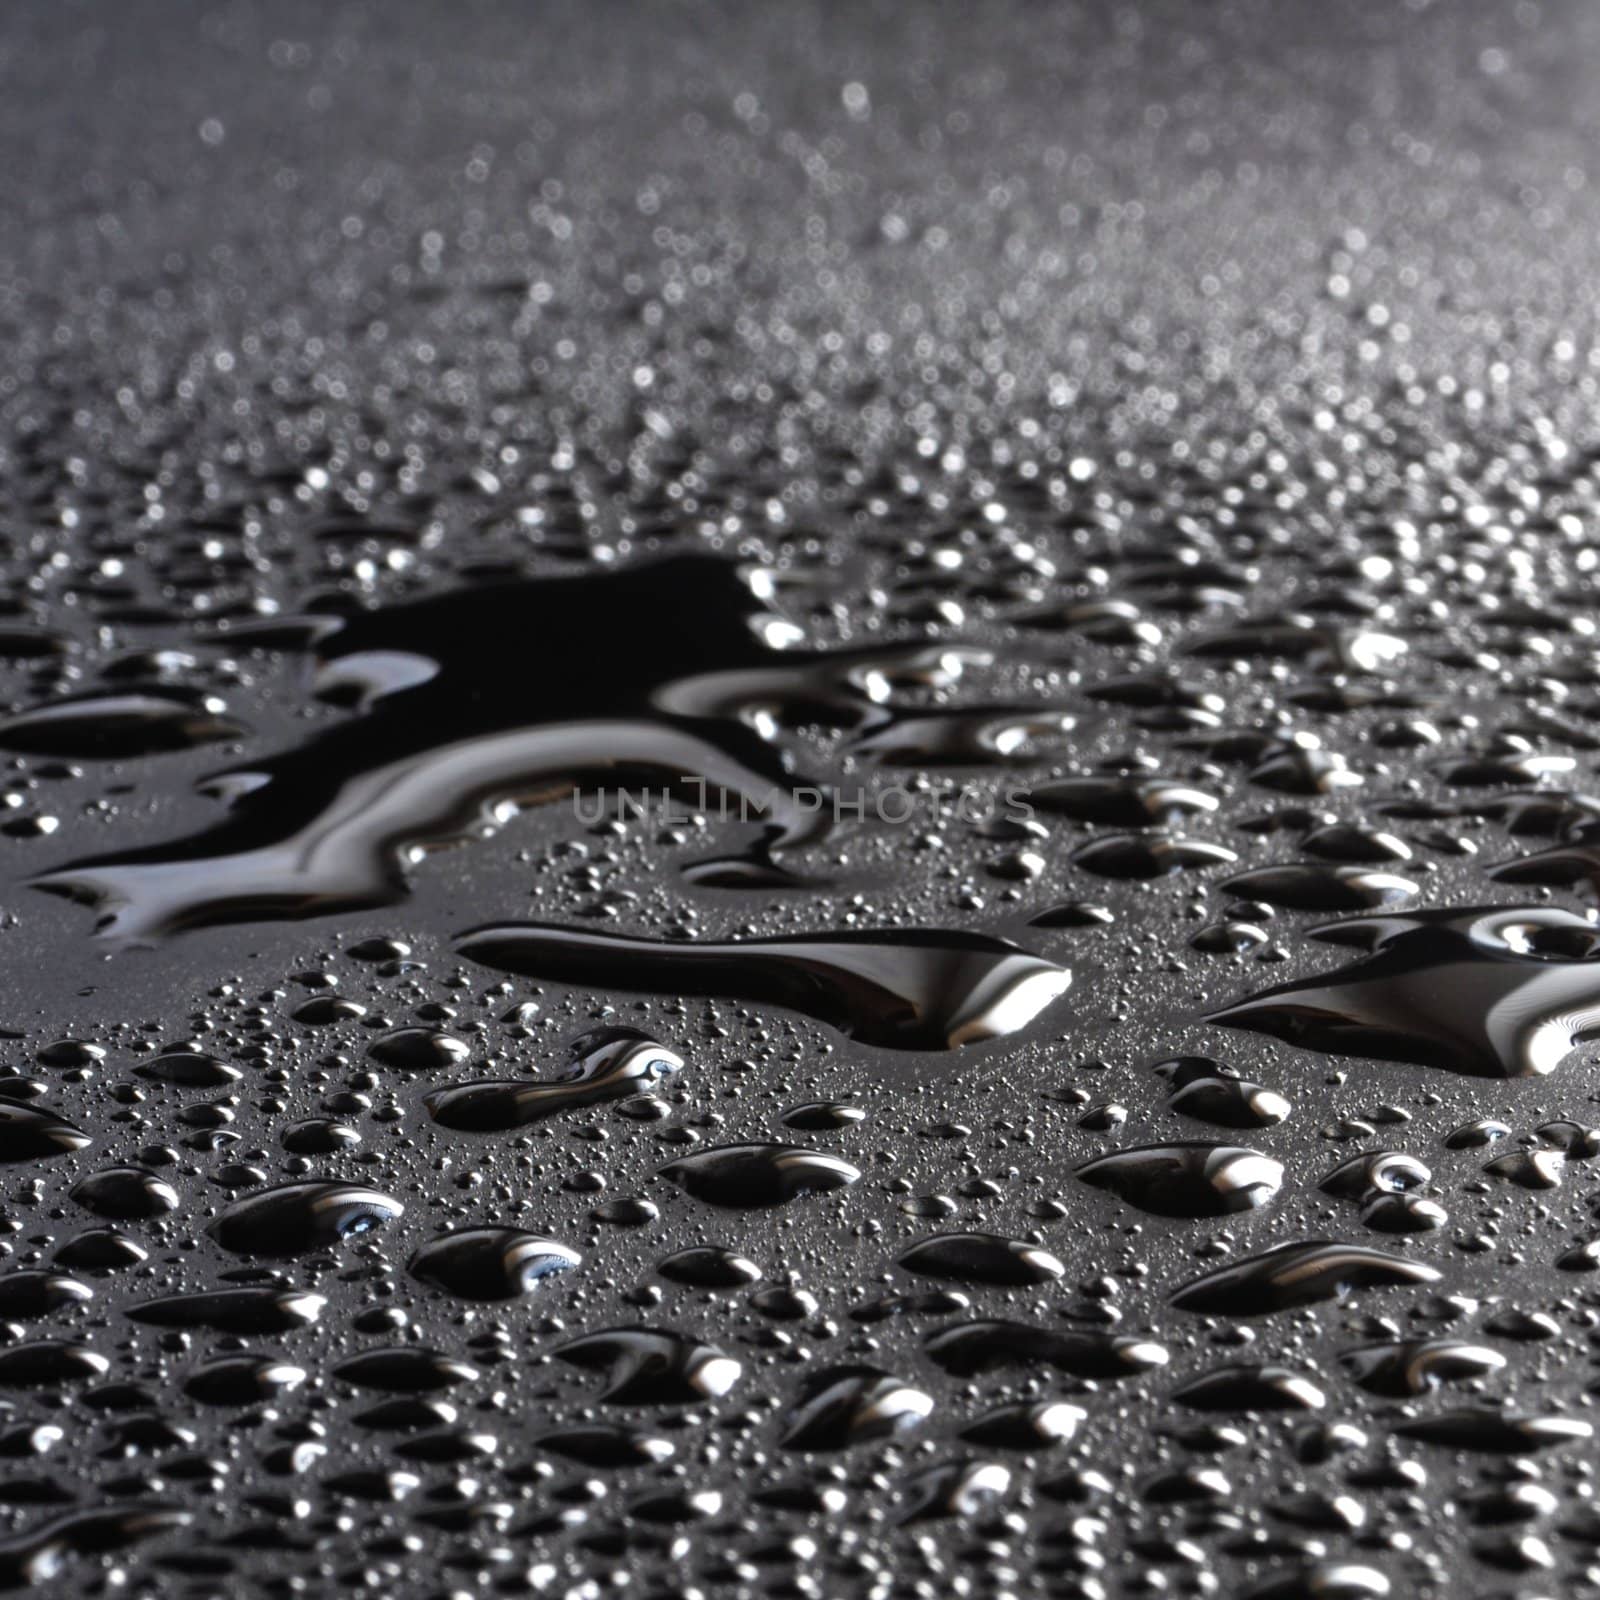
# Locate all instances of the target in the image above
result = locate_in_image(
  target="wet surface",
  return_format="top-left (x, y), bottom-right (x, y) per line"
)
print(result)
top-left (5, 0), bottom-right (1600, 1594)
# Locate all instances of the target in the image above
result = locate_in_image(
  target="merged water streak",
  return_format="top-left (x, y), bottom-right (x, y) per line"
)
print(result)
top-left (28, 554), bottom-right (1043, 939)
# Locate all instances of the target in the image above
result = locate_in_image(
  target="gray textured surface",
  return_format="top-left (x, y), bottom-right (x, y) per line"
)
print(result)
top-left (0, 3), bottom-right (1598, 1595)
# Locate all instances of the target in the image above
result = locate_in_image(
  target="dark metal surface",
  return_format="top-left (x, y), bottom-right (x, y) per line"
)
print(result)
top-left (0, 3), bottom-right (1598, 1595)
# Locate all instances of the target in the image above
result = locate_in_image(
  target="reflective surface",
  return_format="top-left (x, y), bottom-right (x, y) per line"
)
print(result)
top-left (3, 2), bottom-right (1600, 1596)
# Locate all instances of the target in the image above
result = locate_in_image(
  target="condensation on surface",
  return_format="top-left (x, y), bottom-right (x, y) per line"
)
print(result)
top-left (2, 2), bottom-right (1600, 1597)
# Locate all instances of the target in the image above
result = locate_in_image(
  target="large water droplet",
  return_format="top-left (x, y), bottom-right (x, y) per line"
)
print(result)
top-left (408, 1228), bottom-right (580, 1300)
top-left (209, 1181), bottom-right (404, 1256)
top-left (455, 922), bottom-right (1070, 1050)
top-left (657, 1143), bottom-right (860, 1208)
top-left (1075, 1142), bottom-right (1283, 1217)
top-left (1210, 906), bottom-right (1600, 1078)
